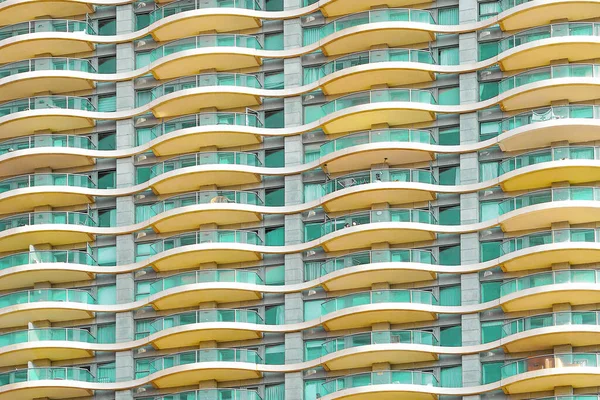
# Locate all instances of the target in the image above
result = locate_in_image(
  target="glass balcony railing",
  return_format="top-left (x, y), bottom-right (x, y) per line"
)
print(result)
top-left (148, 73), bottom-right (262, 103)
top-left (0, 19), bottom-right (95, 41)
top-left (498, 187), bottom-right (600, 216)
top-left (499, 64), bottom-right (600, 94)
top-left (320, 289), bottom-right (437, 316)
top-left (318, 249), bottom-right (436, 278)
top-left (305, 49), bottom-right (435, 84)
top-left (500, 228), bottom-right (600, 255)
top-left (322, 370), bottom-right (438, 395)
top-left (149, 348), bottom-right (262, 373)
top-left (148, 190), bottom-right (263, 217)
top-left (0, 327), bottom-right (95, 347)
top-left (319, 129), bottom-right (435, 158)
top-left (501, 353), bottom-right (600, 380)
top-left (0, 250), bottom-right (97, 271)
top-left (0, 211), bottom-right (96, 232)
top-left (148, 151), bottom-right (261, 179)
top-left (500, 269), bottom-right (600, 297)
top-left (0, 135), bottom-right (95, 155)
top-left (0, 173), bottom-right (95, 194)
top-left (149, 230), bottom-right (263, 254)
top-left (499, 105), bottom-right (600, 133)
top-left (149, 309), bottom-right (263, 334)
top-left (303, 9), bottom-right (435, 46)
top-left (0, 367), bottom-right (95, 386)
top-left (148, 269), bottom-right (263, 295)
top-left (497, 146), bottom-right (599, 175)
top-left (503, 311), bottom-right (600, 337)
top-left (322, 169), bottom-right (435, 196)
top-left (150, 34), bottom-right (262, 63)
top-left (319, 209), bottom-right (436, 238)
top-left (0, 288), bottom-right (96, 309)
top-left (0, 96), bottom-right (95, 117)
top-left (147, 112), bottom-right (263, 143)
top-left (0, 58), bottom-right (96, 80)
top-left (149, 0), bottom-right (261, 24)
top-left (321, 330), bottom-right (438, 356)
top-left (153, 389), bottom-right (263, 400)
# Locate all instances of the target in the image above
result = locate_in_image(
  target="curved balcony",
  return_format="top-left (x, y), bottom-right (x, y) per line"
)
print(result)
top-left (0, 367), bottom-right (94, 399)
top-left (148, 269), bottom-right (263, 310)
top-left (308, 89), bottom-right (436, 135)
top-left (500, 229), bottom-right (600, 272)
top-left (496, 146), bottom-right (600, 192)
top-left (315, 249), bottom-right (436, 291)
top-left (320, 129), bottom-right (435, 174)
top-left (319, 289), bottom-right (437, 331)
top-left (144, 112), bottom-right (263, 156)
top-left (146, 230), bottom-right (263, 271)
top-left (496, 0), bottom-right (600, 31)
top-left (502, 311), bottom-right (600, 353)
top-left (307, 49), bottom-right (436, 95)
top-left (0, 211), bottom-right (95, 252)
top-left (0, 58), bottom-right (95, 102)
top-left (148, 348), bottom-right (262, 388)
top-left (316, 0), bottom-right (437, 17)
top-left (303, 9), bottom-right (436, 56)
top-left (149, 0), bottom-right (261, 41)
top-left (0, 288), bottom-right (95, 328)
top-left (152, 389), bottom-right (262, 400)
top-left (148, 34), bottom-right (262, 80)
top-left (0, 327), bottom-right (95, 367)
top-left (320, 330), bottom-right (438, 371)
top-left (0, 135), bottom-right (95, 177)
top-left (147, 151), bottom-right (261, 195)
top-left (144, 190), bottom-right (263, 233)
top-left (0, 173), bottom-right (95, 214)
top-left (501, 353), bottom-right (600, 394)
top-left (148, 309), bottom-right (263, 349)
top-left (496, 186), bottom-right (600, 232)
top-left (320, 169), bottom-right (436, 212)
top-left (0, 96), bottom-right (95, 140)
top-left (0, 250), bottom-right (97, 291)
top-left (499, 269), bottom-right (600, 312)
top-left (147, 73), bottom-right (263, 118)
top-left (321, 370), bottom-right (438, 400)
top-left (0, 19), bottom-right (95, 64)
top-left (0, 0), bottom-right (95, 26)
top-left (316, 209), bottom-right (437, 252)
top-left (497, 64), bottom-right (600, 111)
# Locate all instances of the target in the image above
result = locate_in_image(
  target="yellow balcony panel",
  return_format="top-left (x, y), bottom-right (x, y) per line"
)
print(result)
top-left (0, 305), bottom-right (92, 328)
top-left (0, 227), bottom-right (94, 253)
top-left (321, 226), bottom-right (435, 252)
top-left (149, 169), bottom-right (261, 195)
top-left (0, 344), bottom-right (92, 368)
top-left (322, 388), bottom-right (436, 400)
top-left (150, 365), bottom-right (261, 389)
top-left (501, 284), bottom-right (600, 312)
top-left (0, 74), bottom-right (94, 103)
top-left (0, 0), bottom-right (94, 26)
top-left (151, 14), bottom-right (261, 42)
top-left (0, 267), bottom-right (93, 291)
top-left (151, 247), bottom-right (262, 272)
top-left (504, 327), bottom-right (600, 353)
top-left (499, 81), bottom-right (600, 112)
top-left (500, 163), bottom-right (600, 192)
top-left (151, 325), bottom-right (262, 350)
top-left (0, 150), bottom-right (94, 179)
top-left (322, 306), bottom-right (436, 331)
top-left (320, 0), bottom-right (433, 17)
top-left (499, 1), bottom-right (600, 32)
top-left (151, 51), bottom-right (261, 81)
top-left (322, 266), bottom-right (436, 292)
top-left (0, 384), bottom-right (92, 400)
top-left (149, 208), bottom-right (261, 234)
top-left (0, 37), bottom-right (94, 65)
top-left (150, 285), bottom-right (262, 310)
top-left (324, 146), bottom-right (435, 174)
top-left (0, 112), bottom-right (94, 141)
top-left (323, 345), bottom-right (437, 371)
top-left (0, 188), bottom-right (93, 215)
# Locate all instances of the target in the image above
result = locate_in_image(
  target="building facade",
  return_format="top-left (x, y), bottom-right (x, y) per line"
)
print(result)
top-left (0, 0), bottom-right (597, 398)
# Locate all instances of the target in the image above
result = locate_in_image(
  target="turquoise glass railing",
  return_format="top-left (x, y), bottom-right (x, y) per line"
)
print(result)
top-left (153, 389), bottom-right (263, 400)
top-left (0, 19), bottom-right (95, 41)
top-left (149, 348), bottom-right (262, 373)
top-left (0, 250), bottom-right (97, 271)
top-left (0, 135), bottom-right (95, 155)
top-left (0, 288), bottom-right (95, 309)
top-left (305, 49), bottom-right (435, 84)
top-left (149, 190), bottom-right (262, 217)
top-left (498, 187), bottom-right (600, 216)
top-left (307, 89), bottom-right (436, 124)
top-left (320, 129), bottom-right (435, 157)
top-left (500, 228), bottom-right (600, 255)
top-left (149, 309), bottom-right (263, 334)
top-left (319, 208), bottom-right (436, 238)
top-left (148, 269), bottom-right (263, 295)
top-left (503, 311), bottom-right (600, 337)
top-left (321, 330), bottom-right (438, 356)
top-left (0, 58), bottom-right (95, 79)
top-left (498, 105), bottom-right (600, 134)
top-left (0, 367), bottom-right (95, 386)
top-left (148, 73), bottom-right (262, 103)
top-left (303, 9), bottom-right (435, 46)
top-left (0, 328), bottom-right (95, 347)
top-left (498, 146), bottom-right (599, 175)
top-left (501, 353), bottom-right (600, 380)
top-left (500, 269), bottom-right (600, 297)
top-left (0, 211), bottom-right (96, 232)
top-left (149, 230), bottom-right (263, 254)
top-left (0, 96), bottom-right (95, 117)
top-left (499, 64), bottom-right (600, 94)
top-left (148, 151), bottom-right (261, 179)
top-left (318, 249), bottom-right (436, 278)
top-left (150, 34), bottom-right (262, 63)
top-left (150, 0), bottom-right (261, 24)
top-left (0, 173), bottom-right (95, 194)
top-left (322, 168), bottom-right (435, 196)
top-left (322, 370), bottom-right (438, 395)
top-left (321, 289), bottom-right (437, 316)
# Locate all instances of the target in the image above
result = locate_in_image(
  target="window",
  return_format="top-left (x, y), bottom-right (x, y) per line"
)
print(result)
top-left (304, 222), bottom-right (321, 242)
top-left (136, 127), bottom-right (152, 145)
top-left (265, 33), bottom-right (284, 50)
top-left (479, 81), bottom-right (499, 101)
top-left (135, 13), bottom-right (151, 29)
top-left (136, 166), bottom-right (152, 184)
top-left (481, 321), bottom-right (503, 343)
top-left (479, 41), bottom-right (498, 61)
top-left (265, 149), bottom-right (284, 167)
top-left (480, 241), bottom-right (501, 262)
top-left (266, 227), bottom-right (285, 246)
top-left (265, 304), bottom-right (284, 325)
top-left (98, 18), bottom-right (116, 35)
top-left (304, 104), bottom-right (322, 124)
top-left (265, 72), bottom-right (284, 89)
top-left (482, 361), bottom-right (503, 384)
top-left (265, 110), bottom-right (284, 128)
top-left (439, 87), bottom-right (460, 105)
top-left (304, 299), bottom-right (324, 321)
top-left (440, 325), bottom-right (462, 346)
top-left (135, 242), bottom-right (155, 262)
top-left (97, 323), bottom-right (116, 343)
top-left (438, 47), bottom-right (459, 65)
top-left (438, 126), bottom-right (459, 145)
top-left (438, 7), bottom-right (459, 25)
top-left (98, 132), bottom-right (116, 150)
top-left (481, 281), bottom-right (501, 302)
top-left (98, 95), bottom-right (116, 112)
top-left (265, 0), bottom-right (283, 11)
top-left (266, 344), bottom-right (285, 365)
top-left (135, 51), bottom-right (152, 68)
top-left (135, 204), bottom-right (154, 223)
top-left (479, 2), bottom-right (500, 19)
top-left (439, 167), bottom-right (460, 185)
top-left (97, 285), bottom-right (116, 305)
top-left (97, 362), bottom-right (115, 383)
top-left (265, 188), bottom-right (284, 206)
top-left (98, 208), bottom-right (116, 227)
top-left (96, 246), bottom-right (116, 266)
top-left (479, 161), bottom-right (499, 181)
top-left (439, 245), bottom-right (460, 266)
top-left (136, 90), bottom-right (152, 106)
top-left (304, 183), bottom-right (323, 202)
top-left (266, 265), bottom-right (285, 285)
top-left (135, 358), bottom-right (151, 378)
top-left (304, 379), bottom-right (325, 400)
top-left (135, 281), bottom-right (151, 300)
top-left (98, 171), bottom-right (116, 189)
top-left (480, 200), bottom-right (500, 221)
top-left (439, 206), bottom-right (460, 225)
top-left (304, 339), bottom-right (324, 361)
top-left (265, 384), bottom-right (284, 400)
top-left (98, 57), bottom-right (116, 73)
top-left (441, 365), bottom-right (462, 387)
top-left (480, 121), bottom-right (500, 139)
top-left (439, 285), bottom-right (461, 306)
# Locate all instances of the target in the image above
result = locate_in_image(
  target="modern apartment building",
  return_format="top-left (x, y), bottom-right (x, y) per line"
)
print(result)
top-left (0, 0), bottom-right (599, 398)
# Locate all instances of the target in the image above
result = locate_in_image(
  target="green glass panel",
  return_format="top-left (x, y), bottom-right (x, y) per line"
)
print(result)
top-left (97, 285), bottom-right (116, 305)
top-left (439, 167), bottom-right (460, 185)
top-left (439, 87), bottom-right (460, 105)
top-left (265, 33), bottom-right (284, 50)
top-left (481, 281), bottom-right (501, 302)
top-left (482, 361), bottom-right (503, 384)
top-left (439, 285), bottom-right (461, 306)
top-left (480, 241), bottom-right (501, 262)
top-left (266, 265), bottom-right (285, 285)
top-left (439, 206), bottom-right (460, 225)
top-left (480, 82), bottom-right (499, 100)
top-left (265, 304), bottom-right (284, 325)
top-left (304, 299), bottom-right (324, 321)
top-left (440, 365), bottom-right (462, 388)
top-left (98, 133), bottom-right (116, 150)
top-left (304, 339), bottom-right (324, 361)
top-left (96, 246), bottom-right (116, 267)
top-left (265, 0), bottom-right (283, 11)
top-left (265, 110), bottom-right (284, 128)
top-left (265, 188), bottom-right (284, 206)
top-left (440, 325), bottom-right (462, 346)
top-left (265, 149), bottom-right (284, 167)
top-left (98, 171), bottom-right (116, 189)
top-left (438, 127), bottom-right (459, 145)
top-left (439, 245), bottom-right (460, 266)
top-left (481, 321), bottom-right (503, 343)
top-left (265, 344), bottom-right (285, 365)
top-left (480, 201), bottom-right (500, 221)
top-left (266, 227), bottom-right (284, 246)
top-left (98, 57), bottom-right (116, 73)
top-left (98, 19), bottom-right (116, 35)
top-left (479, 42), bottom-right (499, 61)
